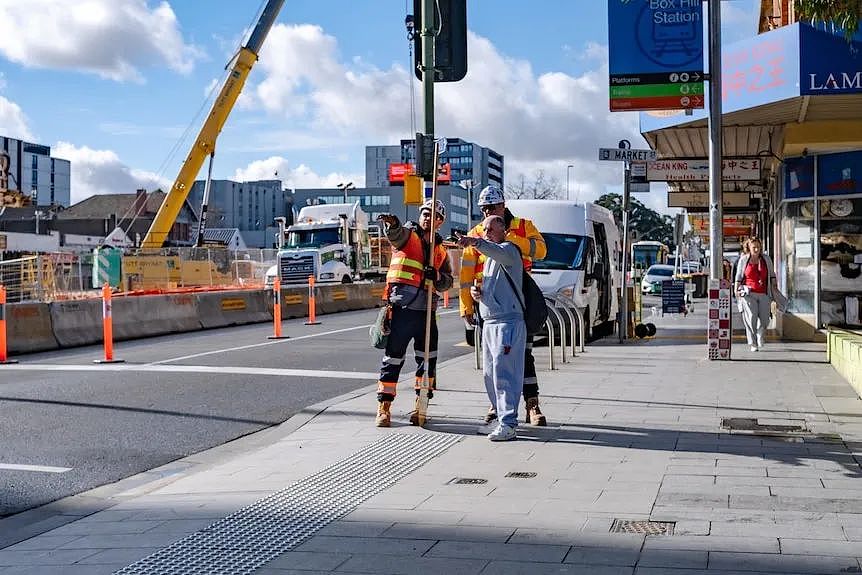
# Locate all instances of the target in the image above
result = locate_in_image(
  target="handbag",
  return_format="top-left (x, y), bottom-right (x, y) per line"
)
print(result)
top-left (369, 305), bottom-right (392, 349)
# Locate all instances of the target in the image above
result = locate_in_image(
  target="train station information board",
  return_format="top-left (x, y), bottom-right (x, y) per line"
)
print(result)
top-left (608, 0), bottom-right (705, 112)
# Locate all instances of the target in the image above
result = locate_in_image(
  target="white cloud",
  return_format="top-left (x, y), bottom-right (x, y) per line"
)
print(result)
top-left (0, 0), bottom-right (203, 82)
top-left (0, 95), bottom-right (34, 141)
top-left (53, 141), bottom-right (170, 204)
top-left (233, 156), bottom-right (363, 190)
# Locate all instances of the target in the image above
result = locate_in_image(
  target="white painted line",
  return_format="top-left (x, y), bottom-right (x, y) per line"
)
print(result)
top-left (0, 463), bottom-right (72, 473)
top-left (152, 309), bottom-right (459, 365)
top-left (0, 364), bottom-right (378, 380)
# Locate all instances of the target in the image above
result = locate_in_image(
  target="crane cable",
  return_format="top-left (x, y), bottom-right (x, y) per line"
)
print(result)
top-left (123, 0), bottom-right (269, 238)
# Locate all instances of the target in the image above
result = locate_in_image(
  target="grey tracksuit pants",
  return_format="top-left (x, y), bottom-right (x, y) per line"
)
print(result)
top-left (740, 292), bottom-right (771, 347)
top-left (482, 320), bottom-right (527, 428)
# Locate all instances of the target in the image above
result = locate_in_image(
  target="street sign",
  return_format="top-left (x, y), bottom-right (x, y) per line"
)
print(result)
top-left (630, 163), bottom-right (647, 177)
top-left (648, 158), bottom-right (762, 181)
top-left (608, 0), bottom-right (705, 112)
top-left (631, 182), bottom-right (651, 193)
top-left (599, 148), bottom-right (657, 162)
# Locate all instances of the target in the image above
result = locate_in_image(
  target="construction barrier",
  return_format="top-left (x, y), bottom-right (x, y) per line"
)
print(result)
top-left (6, 302), bottom-right (58, 354)
top-left (95, 283), bottom-right (124, 364)
top-left (49, 299), bottom-right (104, 348)
top-left (112, 293), bottom-right (201, 340)
top-left (196, 289), bottom-right (271, 329)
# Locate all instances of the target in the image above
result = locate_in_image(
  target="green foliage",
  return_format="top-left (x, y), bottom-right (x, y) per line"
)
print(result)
top-left (795, 0), bottom-right (862, 40)
top-left (595, 193), bottom-right (676, 248)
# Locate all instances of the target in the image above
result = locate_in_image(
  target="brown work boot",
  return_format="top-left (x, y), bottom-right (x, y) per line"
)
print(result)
top-left (375, 401), bottom-right (392, 427)
top-left (525, 397), bottom-right (547, 426)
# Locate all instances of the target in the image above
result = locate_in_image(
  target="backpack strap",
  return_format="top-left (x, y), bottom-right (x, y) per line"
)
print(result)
top-left (500, 262), bottom-right (526, 314)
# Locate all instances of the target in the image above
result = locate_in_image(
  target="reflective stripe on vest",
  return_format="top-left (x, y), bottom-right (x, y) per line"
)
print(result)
top-left (385, 231), bottom-right (447, 293)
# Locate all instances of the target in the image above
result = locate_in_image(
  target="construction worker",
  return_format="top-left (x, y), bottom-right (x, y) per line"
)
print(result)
top-left (459, 185), bottom-right (548, 426)
top-left (374, 199), bottom-right (453, 427)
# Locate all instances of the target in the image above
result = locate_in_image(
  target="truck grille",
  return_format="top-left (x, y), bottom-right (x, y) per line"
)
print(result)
top-left (279, 254), bottom-right (316, 283)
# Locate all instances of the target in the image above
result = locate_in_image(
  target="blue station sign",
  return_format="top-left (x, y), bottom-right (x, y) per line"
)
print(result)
top-left (608, 0), bottom-right (705, 112)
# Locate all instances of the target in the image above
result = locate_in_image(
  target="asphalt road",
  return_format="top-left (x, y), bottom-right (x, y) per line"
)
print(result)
top-left (0, 307), bottom-right (470, 517)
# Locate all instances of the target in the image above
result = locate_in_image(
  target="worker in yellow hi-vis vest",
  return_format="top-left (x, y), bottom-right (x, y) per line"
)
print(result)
top-left (459, 185), bottom-right (548, 426)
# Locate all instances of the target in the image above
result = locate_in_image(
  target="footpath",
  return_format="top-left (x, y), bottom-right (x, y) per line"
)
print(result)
top-left (1, 303), bottom-right (862, 574)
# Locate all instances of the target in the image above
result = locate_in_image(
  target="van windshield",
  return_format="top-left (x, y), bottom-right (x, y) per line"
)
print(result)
top-left (286, 225), bottom-right (341, 248)
top-left (532, 233), bottom-right (586, 270)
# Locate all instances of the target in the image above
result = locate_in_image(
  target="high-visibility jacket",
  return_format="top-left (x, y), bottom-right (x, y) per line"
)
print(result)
top-left (459, 212), bottom-right (546, 317)
top-left (385, 229), bottom-right (448, 295)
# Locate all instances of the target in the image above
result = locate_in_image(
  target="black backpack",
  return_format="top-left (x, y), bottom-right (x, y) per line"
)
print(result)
top-left (501, 262), bottom-right (548, 335)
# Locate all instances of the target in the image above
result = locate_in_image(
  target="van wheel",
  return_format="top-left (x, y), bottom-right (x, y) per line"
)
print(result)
top-left (341, 275), bottom-right (353, 284)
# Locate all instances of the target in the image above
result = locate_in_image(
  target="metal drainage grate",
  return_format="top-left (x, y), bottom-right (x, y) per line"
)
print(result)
top-left (114, 433), bottom-right (460, 575)
top-left (505, 472), bottom-right (537, 479)
top-left (450, 477), bottom-right (488, 485)
top-left (610, 519), bottom-right (675, 536)
top-left (721, 417), bottom-right (807, 434)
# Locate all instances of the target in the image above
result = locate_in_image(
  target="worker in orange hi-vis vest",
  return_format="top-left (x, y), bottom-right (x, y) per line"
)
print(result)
top-left (374, 199), bottom-right (453, 427)
top-left (459, 185), bottom-right (548, 426)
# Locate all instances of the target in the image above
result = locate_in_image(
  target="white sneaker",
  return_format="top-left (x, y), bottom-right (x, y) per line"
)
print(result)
top-left (476, 422), bottom-right (497, 435)
top-left (488, 424), bottom-right (517, 442)
top-left (750, 345), bottom-right (759, 352)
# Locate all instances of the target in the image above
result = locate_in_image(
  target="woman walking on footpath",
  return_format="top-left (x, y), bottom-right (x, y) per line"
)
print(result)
top-left (734, 237), bottom-right (777, 351)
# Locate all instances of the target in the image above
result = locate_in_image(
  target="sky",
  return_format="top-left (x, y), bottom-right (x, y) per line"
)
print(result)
top-left (0, 0), bottom-right (761, 214)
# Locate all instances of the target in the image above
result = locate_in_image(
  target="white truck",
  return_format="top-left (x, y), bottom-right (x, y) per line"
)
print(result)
top-left (506, 200), bottom-right (621, 341)
top-left (267, 202), bottom-right (387, 286)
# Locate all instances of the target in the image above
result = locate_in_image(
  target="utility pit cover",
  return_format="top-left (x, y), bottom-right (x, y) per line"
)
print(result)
top-left (610, 520), bottom-right (675, 535)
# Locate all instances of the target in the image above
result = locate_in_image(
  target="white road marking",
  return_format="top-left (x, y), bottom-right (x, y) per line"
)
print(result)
top-left (152, 309), bottom-right (459, 365)
top-left (0, 364), bottom-right (378, 380)
top-left (0, 463), bottom-right (72, 473)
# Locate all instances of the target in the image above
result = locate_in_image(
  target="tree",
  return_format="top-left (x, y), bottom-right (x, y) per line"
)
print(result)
top-left (795, 0), bottom-right (862, 39)
top-left (505, 170), bottom-right (562, 200)
top-left (595, 193), bottom-right (675, 248)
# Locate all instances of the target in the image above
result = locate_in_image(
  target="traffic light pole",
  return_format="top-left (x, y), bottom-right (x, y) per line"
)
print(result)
top-left (421, 0), bottom-right (435, 143)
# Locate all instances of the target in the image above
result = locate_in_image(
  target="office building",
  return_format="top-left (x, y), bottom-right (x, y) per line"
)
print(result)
top-left (188, 179), bottom-right (291, 248)
top-left (1, 135), bottom-right (71, 207)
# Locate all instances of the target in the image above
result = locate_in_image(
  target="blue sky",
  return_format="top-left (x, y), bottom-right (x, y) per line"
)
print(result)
top-left (0, 0), bottom-right (760, 211)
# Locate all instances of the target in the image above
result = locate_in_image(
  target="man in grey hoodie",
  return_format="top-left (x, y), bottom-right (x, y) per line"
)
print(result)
top-left (457, 215), bottom-right (526, 441)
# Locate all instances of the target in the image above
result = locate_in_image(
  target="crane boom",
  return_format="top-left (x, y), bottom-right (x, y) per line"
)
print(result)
top-left (141, 0), bottom-right (285, 249)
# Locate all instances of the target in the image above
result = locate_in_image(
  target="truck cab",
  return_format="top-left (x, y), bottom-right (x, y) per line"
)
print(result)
top-left (268, 202), bottom-right (386, 286)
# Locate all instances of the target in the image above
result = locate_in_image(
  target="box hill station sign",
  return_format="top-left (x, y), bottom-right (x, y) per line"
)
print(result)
top-left (608, 0), bottom-right (705, 112)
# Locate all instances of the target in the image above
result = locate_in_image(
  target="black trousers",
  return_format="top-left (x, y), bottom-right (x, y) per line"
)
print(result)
top-left (377, 307), bottom-right (438, 402)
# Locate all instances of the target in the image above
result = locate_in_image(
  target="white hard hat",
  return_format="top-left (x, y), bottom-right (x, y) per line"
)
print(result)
top-left (420, 199), bottom-right (446, 220)
top-left (477, 185), bottom-right (505, 206)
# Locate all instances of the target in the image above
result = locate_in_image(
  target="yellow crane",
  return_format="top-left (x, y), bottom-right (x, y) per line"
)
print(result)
top-left (141, 0), bottom-right (285, 249)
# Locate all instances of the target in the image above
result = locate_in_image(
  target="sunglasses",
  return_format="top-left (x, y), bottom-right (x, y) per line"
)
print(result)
top-left (480, 204), bottom-right (503, 213)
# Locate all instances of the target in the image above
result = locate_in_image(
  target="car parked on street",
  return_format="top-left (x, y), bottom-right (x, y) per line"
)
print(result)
top-left (641, 264), bottom-right (675, 294)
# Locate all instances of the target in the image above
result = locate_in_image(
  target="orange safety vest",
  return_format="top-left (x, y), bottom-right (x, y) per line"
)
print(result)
top-left (385, 230), bottom-right (447, 296)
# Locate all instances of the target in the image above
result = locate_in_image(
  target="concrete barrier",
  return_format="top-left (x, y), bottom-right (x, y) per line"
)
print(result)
top-left (50, 299), bottom-right (103, 348)
top-left (112, 293), bottom-right (202, 340)
top-left (828, 328), bottom-right (862, 397)
top-left (197, 290), bottom-right (271, 329)
top-left (7, 303), bottom-right (59, 354)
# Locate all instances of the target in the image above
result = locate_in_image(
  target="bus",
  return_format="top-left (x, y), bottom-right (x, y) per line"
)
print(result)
top-left (631, 241), bottom-right (669, 277)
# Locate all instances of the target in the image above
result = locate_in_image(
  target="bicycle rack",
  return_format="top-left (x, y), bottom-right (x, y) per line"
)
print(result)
top-left (553, 293), bottom-right (586, 353)
top-left (547, 294), bottom-right (578, 358)
top-left (543, 298), bottom-right (567, 365)
top-left (473, 324), bottom-right (482, 370)
top-left (544, 313), bottom-right (556, 371)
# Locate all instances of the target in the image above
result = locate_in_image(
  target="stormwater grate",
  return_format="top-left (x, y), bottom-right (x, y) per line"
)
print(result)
top-left (450, 477), bottom-right (488, 485)
top-left (721, 417), bottom-right (808, 434)
top-left (114, 433), bottom-right (460, 575)
top-left (505, 472), bottom-right (537, 479)
top-left (610, 519), bottom-right (675, 536)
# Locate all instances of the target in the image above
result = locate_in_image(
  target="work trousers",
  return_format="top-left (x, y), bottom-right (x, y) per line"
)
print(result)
top-left (482, 320), bottom-right (527, 428)
top-left (377, 306), bottom-right (438, 402)
top-left (740, 292), bottom-right (771, 347)
top-left (523, 335), bottom-right (538, 399)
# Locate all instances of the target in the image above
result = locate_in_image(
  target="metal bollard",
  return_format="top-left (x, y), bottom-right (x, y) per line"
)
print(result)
top-left (0, 285), bottom-right (18, 365)
top-left (95, 283), bottom-right (124, 364)
top-left (268, 277), bottom-right (289, 339)
top-left (304, 275), bottom-right (321, 325)
top-left (544, 315), bottom-right (556, 370)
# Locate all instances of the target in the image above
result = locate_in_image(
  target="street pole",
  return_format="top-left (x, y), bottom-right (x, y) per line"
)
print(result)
top-left (421, 0), bottom-right (435, 145)
top-left (707, 0), bottom-right (723, 280)
top-left (566, 165), bottom-right (574, 201)
top-left (619, 164), bottom-right (631, 343)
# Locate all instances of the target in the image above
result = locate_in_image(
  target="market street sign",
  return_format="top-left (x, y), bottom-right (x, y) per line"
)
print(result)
top-left (647, 158), bottom-right (762, 181)
top-left (608, 0), bottom-right (705, 112)
top-left (599, 148), bottom-right (657, 162)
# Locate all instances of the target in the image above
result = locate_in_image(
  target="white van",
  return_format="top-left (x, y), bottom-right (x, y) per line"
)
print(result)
top-left (506, 200), bottom-right (621, 340)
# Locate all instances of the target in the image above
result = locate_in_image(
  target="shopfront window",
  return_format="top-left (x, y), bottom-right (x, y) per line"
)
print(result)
top-left (781, 201), bottom-right (816, 314)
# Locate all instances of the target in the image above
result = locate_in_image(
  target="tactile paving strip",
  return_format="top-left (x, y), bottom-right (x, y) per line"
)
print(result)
top-left (114, 432), bottom-right (460, 575)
